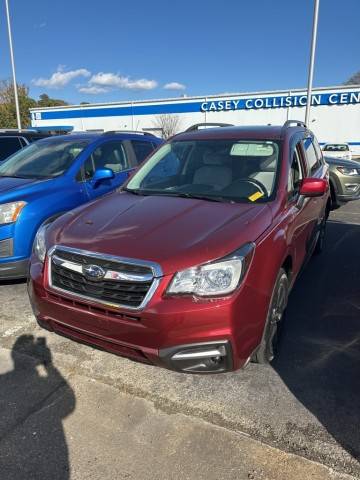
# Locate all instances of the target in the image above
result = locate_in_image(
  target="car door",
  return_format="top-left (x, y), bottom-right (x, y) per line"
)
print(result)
top-left (300, 136), bottom-right (326, 249)
top-left (80, 140), bottom-right (133, 200)
top-left (286, 139), bottom-right (313, 273)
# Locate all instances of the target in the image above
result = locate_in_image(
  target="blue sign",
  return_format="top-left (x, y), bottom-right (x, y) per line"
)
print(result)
top-left (200, 91), bottom-right (360, 112)
top-left (33, 90), bottom-right (360, 121)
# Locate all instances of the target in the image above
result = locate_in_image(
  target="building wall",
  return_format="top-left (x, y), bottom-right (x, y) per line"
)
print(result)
top-left (30, 85), bottom-right (360, 154)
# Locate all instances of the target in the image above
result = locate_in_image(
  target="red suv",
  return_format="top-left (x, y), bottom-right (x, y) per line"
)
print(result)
top-left (28, 121), bottom-right (330, 373)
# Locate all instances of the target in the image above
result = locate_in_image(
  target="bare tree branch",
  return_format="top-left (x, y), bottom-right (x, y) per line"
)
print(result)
top-left (153, 114), bottom-right (182, 139)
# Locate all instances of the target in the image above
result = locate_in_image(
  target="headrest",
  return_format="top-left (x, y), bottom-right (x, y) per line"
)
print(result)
top-left (202, 151), bottom-right (230, 166)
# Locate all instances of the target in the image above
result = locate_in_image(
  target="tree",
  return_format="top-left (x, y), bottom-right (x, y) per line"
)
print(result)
top-left (0, 80), bottom-right (37, 128)
top-left (37, 93), bottom-right (68, 107)
top-left (153, 114), bottom-right (182, 139)
top-left (344, 71), bottom-right (360, 85)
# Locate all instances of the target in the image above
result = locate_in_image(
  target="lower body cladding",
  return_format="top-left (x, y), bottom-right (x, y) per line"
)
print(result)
top-left (0, 236), bottom-right (29, 279)
top-left (28, 261), bottom-right (267, 374)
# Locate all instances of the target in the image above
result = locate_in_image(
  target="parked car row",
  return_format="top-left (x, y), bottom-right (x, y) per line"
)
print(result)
top-left (0, 121), bottom-right (358, 374)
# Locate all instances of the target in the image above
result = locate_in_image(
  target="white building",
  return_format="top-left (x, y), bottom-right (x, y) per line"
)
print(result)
top-left (30, 84), bottom-right (360, 154)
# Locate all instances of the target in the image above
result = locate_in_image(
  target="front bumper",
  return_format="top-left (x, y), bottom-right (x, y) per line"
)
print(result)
top-left (28, 257), bottom-right (267, 373)
top-left (0, 258), bottom-right (28, 279)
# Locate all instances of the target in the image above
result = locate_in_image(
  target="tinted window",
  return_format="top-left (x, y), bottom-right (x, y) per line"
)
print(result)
top-left (131, 140), bottom-right (155, 164)
top-left (303, 138), bottom-right (320, 175)
top-left (0, 140), bottom-right (89, 178)
top-left (81, 141), bottom-right (128, 180)
top-left (0, 137), bottom-right (22, 161)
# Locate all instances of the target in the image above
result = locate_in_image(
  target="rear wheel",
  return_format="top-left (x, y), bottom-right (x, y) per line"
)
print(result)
top-left (252, 268), bottom-right (289, 364)
top-left (314, 212), bottom-right (328, 255)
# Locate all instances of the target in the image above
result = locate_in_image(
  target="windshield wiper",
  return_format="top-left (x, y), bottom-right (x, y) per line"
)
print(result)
top-left (162, 192), bottom-right (233, 203)
top-left (0, 174), bottom-right (31, 179)
top-left (122, 187), bottom-right (153, 196)
top-left (123, 188), bottom-right (248, 203)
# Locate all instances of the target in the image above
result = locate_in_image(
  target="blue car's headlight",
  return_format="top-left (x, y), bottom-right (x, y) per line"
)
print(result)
top-left (0, 201), bottom-right (26, 225)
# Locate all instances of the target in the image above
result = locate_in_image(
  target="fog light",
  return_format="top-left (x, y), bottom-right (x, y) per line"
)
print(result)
top-left (345, 184), bottom-right (359, 192)
top-left (160, 341), bottom-right (232, 373)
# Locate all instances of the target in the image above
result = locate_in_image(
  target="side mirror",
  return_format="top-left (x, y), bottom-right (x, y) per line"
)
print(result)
top-left (299, 178), bottom-right (328, 197)
top-left (91, 168), bottom-right (114, 186)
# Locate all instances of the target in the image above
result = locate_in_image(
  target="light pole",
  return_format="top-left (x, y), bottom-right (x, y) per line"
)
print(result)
top-left (305, 0), bottom-right (320, 126)
top-left (5, 0), bottom-right (21, 130)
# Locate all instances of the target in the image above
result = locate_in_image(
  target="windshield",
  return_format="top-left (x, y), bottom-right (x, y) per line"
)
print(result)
top-left (0, 139), bottom-right (90, 179)
top-left (125, 139), bottom-right (280, 203)
top-left (323, 144), bottom-right (349, 152)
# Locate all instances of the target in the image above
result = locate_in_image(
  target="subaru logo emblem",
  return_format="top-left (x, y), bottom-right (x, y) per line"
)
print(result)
top-left (82, 264), bottom-right (106, 281)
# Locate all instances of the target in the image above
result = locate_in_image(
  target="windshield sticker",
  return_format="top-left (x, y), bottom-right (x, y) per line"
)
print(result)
top-left (248, 191), bottom-right (265, 202)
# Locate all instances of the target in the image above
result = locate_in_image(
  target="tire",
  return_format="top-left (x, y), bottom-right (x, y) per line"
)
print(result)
top-left (314, 215), bottom-right (327, 255)
top-left (251, 268), bottom-right (289, 364)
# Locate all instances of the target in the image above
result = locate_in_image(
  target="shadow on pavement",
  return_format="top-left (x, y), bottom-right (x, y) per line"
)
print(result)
top-left (273, 219), bottom-right (360, 464)
top-left (0, 335), bottom-right (75, 479)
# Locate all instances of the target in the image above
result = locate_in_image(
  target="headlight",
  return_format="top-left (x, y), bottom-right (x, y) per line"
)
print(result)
top-left (0, 201), bottom-right (26, 224)
top-left (33, 224), bottom-right (50, 263)
top-left (167, 243), bottom-right (255, 297)
top-left (336, 166), bottom-right (360, 176)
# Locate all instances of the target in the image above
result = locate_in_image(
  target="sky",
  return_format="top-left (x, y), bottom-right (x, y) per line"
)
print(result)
top-left (0, 0), bottom-right (358, 105)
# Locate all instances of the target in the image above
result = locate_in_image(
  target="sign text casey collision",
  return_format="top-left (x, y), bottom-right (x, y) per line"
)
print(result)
top-left (200, 91), bottom-right (360, 112)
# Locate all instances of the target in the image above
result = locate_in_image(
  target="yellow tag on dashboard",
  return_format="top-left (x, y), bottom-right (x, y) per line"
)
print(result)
top-left (248, 191), bottom-right (264, 202)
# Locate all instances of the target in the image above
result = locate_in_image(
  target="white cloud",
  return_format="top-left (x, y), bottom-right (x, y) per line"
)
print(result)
top-left (163, 82), bottom-right (186, 91)
top-left (77, 85), bottom-right (109, 94)
top-left (33, 67), bottom-right (91, 88)
top-left (89, 72), bottom-right (158, 90)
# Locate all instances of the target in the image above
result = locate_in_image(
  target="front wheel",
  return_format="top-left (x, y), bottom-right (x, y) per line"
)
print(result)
top-left (251, 268), bottom-right (289, 364)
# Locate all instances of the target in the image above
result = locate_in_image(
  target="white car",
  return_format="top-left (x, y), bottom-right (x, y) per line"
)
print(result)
top-left (322, 143), bottom-right (352, 160)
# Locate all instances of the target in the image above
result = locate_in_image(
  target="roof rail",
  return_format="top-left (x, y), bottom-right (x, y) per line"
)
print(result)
top-left (0, 128), bottom-right (38, 133)
top-left (283, 120), bottom-right (307, 129)
top-left (103, 130), bottom-right (155, 137)
top-left (185, 123), bottom-right (234, 132)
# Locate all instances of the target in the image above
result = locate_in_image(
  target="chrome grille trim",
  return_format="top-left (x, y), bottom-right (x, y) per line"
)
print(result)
top-left (47, 245), bottom-right (163, 311)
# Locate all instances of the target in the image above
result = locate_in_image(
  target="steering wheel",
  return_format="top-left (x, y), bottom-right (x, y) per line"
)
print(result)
top-left (230, 178), bottom-right (268, 197)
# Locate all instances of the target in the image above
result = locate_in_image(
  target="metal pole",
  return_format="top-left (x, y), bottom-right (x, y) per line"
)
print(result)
top-left (305, 0), bottom-right (320, 126)
top-left (5, 0), bottom-right (21, 130)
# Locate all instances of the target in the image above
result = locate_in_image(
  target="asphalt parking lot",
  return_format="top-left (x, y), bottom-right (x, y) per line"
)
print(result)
top-left (0, 200), bottom-right (359, 479)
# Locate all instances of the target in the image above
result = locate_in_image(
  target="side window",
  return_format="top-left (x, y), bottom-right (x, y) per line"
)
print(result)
top-left (312, 137), bottom-right (324, 164)
top-left (0, 137), bottom-right (22, 161)
top-left (19, 137), bottom-right (28, 147)
top-left (288, 144), bottom-right (304, 197)
top-left (131, 140), bottom-right (156, 164)
top-left (303, 137), bottom-right (321, 175)
top-left (81, 141), bottom-right (129, 180)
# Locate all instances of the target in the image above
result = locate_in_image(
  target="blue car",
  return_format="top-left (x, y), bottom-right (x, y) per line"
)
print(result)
top-left (0, 131), bottom-right (162, 279)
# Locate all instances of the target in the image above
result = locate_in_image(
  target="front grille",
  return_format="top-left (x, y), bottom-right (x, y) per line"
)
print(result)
top-left (0, 238), bottom-right (13, 258)
top-left (55, 249), bottom-right (151, 275)
top-left (50, 248), bottom-right (156, 309)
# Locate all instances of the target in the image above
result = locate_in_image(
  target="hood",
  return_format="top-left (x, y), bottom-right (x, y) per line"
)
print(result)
top-left (0, 176), bottom-right (41, 194)
top-left (52, 192), bottom-right (272, 275)
top-left (324, 156), bottom-right (359, 168)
